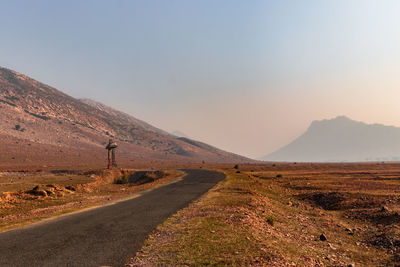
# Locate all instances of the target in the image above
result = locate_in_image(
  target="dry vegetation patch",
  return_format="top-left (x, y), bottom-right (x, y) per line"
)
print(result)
top-left (130, 163), bottom-right (400, 266)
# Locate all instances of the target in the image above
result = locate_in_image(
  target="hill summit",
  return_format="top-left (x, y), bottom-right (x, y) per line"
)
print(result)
top-left (0, 66), bottom-right (250, 169)
top-left (262, 116), bottom-right (400, 162)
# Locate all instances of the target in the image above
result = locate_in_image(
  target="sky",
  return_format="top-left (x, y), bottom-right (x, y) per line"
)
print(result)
top-left (1, 0), bottom-right (400, 159)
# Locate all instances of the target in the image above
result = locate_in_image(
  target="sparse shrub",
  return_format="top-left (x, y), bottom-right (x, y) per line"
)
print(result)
top-left (272, 164), bottom-right (276, 167)
top-left (24, 110), bottom-right (50, 120)
top-left (236, 170), bottom-right (241, 173)
top-left (233, 164), bottom-right (239, 170)
top-left (114, 173), bottom-right (130, 184)
top-left (5, 95), bottom-right (19, 101)
top-left (0, 99), bottom-right (16, 107)
top-left (266, 215), bottom-right (275, 226)
top-left (14, 124), bottom-right (25, 132)
top-left (153, 170), bottom-right (166, 179)
top-left (276, 174), bottom-right (283, 178)
top-left (114, 179), bottom-right (124, 184)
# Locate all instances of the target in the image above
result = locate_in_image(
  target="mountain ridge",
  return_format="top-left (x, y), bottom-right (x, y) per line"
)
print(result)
top-left (262, 116), bottom-right (400, 162)
top-left (0, 66), bottom-right (251, 169)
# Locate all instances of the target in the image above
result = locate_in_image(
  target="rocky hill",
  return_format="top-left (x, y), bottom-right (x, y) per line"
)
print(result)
top-left (262, 116), bottom-right (400, 162)
top-left (0, 67), bottom-right (250, 169)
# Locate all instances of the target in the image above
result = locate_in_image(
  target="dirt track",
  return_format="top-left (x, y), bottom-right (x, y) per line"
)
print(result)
top-left (0, 169), bottom-right (225, 267)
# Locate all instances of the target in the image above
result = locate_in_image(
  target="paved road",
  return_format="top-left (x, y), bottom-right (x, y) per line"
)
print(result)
top-left (0, 169), bottom-right (225, 267)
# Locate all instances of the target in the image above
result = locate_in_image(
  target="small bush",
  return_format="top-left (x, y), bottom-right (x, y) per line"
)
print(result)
top-left (14, 124), bottom-right (21, 130)
top-left (266, 215), bottom-right (275, 226)
top-left (24, 110), bottom-right (50, 120)
top-left (114, 173), bottom-right (130, 184)
top-left (153, 170), bottom-right (166, 179)
top-left (0, 99), bottom-right (16, 107)
top-left (233, 164), bottom-right (239, 170)
top-left (276, 174), bottom-right (283, 178)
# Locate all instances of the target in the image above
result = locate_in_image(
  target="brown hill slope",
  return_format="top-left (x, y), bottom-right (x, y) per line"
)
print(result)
top-left (0, 67), bottom-right (250, 169)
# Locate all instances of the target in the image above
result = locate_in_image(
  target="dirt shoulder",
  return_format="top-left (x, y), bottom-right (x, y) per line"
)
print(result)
top-left (0, 169), bottom-right (224, 267)
top-left (129, 166), bottom-right (393, 266)
top-left (0, 169), bottom-right (184, 232)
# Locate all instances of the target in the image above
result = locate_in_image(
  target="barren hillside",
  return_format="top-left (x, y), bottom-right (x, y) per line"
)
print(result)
top-left (0, 67), bottom-right (250, 169)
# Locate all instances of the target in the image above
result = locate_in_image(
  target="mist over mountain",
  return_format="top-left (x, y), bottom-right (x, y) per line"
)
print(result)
top-left (262, 116), bottom-right (400, 162)
top-left (0, 67), bottom-right (250, 169)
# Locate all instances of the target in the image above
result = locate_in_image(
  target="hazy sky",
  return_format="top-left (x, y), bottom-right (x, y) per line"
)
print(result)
top-left (1, 0), bottom-right (400, 159)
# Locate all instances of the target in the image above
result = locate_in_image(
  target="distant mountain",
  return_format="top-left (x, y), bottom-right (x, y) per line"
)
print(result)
top-left (262, 116), bottom-right (400, 162)
top-left (0, 66), bottom-right (250, 169)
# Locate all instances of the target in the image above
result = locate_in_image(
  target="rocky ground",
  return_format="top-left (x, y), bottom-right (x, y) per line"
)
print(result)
top-left (130, 162), bottom-right (400, 266)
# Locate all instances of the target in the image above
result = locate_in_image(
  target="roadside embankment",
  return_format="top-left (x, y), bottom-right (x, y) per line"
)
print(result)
top-left (0, 168), bottom-right (183, 232)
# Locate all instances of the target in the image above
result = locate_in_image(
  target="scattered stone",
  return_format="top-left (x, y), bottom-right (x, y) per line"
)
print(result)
top-left (65, 185), bottom-right (76, 191)
top-left (320, 234), bottom-right (327, 241)
top-left (381, 206), bottom-right (389, 212)
top-left (45, 189), bottom-right (54, 196)
top-left (328, 243), bottom-right (337, 250)
top-left (26, 185), bottom-right (48, 197)
top-left (345, 228), bottom-right (354, 235)
top-left (28, 189), bottom-right (47, 197)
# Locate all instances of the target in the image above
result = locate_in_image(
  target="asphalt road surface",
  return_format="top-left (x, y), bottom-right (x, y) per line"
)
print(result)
top-left (0, 169), bottom-right (225, 267)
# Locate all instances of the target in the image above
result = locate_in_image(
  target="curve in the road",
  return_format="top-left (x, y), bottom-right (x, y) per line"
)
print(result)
top-left (0, 169), bottom-right (225, 267)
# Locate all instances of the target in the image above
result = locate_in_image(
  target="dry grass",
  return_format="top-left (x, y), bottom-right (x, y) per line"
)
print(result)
top-left (129, 163), bottom-right (400, 266)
